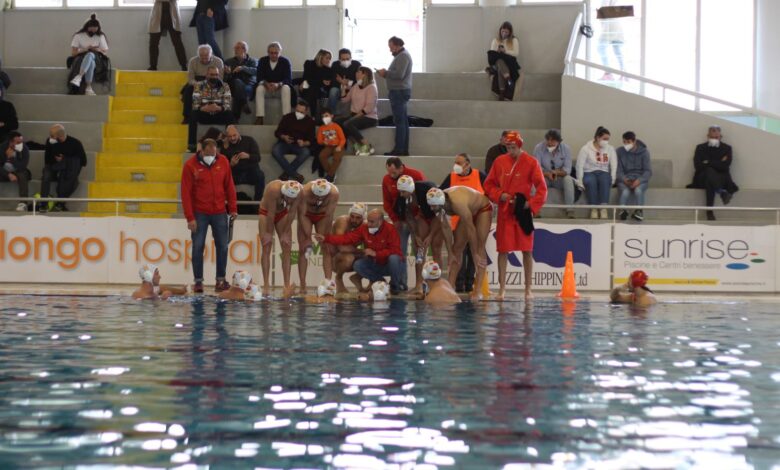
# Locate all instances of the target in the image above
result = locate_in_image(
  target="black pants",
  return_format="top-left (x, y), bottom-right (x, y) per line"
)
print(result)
top-left (188, 110), bottom-right (234, 146)
top-left (232, 165), bottom-right (265, 201)
top-left (149, 2), bottom-right (187, 70)
top-left (0, 170), bottom-right (29, 198)
top-left (41, 166), bottom-right (80, 199)
top-left (703, 167), bottom-right (729, 207)
top-left (455, 244), bottom-right (476, 292)
top-left (229, 78), bottom-right (253, 120)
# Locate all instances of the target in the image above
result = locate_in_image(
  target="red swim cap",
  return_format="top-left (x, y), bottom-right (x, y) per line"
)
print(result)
top-left (630, 270), bottom-right (649, 288)
top-left (504, 131), bottom-right (524, 147)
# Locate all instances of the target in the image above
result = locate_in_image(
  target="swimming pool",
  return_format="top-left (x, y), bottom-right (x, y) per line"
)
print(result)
top-left (0, 296), bottom-right (779, 468)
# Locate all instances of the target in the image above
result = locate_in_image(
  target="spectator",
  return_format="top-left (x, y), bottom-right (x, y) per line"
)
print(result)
top-left (319, 209), bottom-right (404, 295)
top-left (0, 131), bottom-right (30, 212)
top-left (148, 0), bottom-right (187, 71)
top-left (329, 48), bottom-right (361, 112)
top-left (377, 36), bottom-right (413, 157)
top-left (271, 99), bottom-right (316, 183)
top-left (39, 124), bottom-right (86, 213)
top-left (317, 107), bottom-right (346, 183)
top-left (576, 126), bottom-right (617, 219)
top-left (616, 131), bottom-right (652, 222)
top-left (598, 0), bottom-right (625, 80)
top-left (487, 21), bottom-right (521, 101)
top-left (187, 65), bottom-right (233, 152)
top-left (254, 42), bottom-right (293, 126)
top-left (533, 129), bottom-right (575, 218)
top-left (0, 92), bottom-right (18, 143)
top-left (300, 49), bottom-right (333, 119)
top-left (382, 157), bottom-right (426, 291)
top-left (0, 58), bottom-right (11, 94)
top-left (68, 14), bottom-right (109, 96)
top-left (223, 125), bottom-right (264, 201)
top-left (439, 153), bottom-right (487, 293)
top-left (337, 66), bottom-right (378, 157)
top-left (485, 130), bottom-right (509, 174)
top-left (189, 0), bottom-right (228, 59)
top-left (687, 125), bottom-right (738, 221)
top-left (224, 41), bottom-right (258, 120)
top-left (182, 44), bottom-right (224, 124)
top-left (180, 138), bottom-right (237, 293)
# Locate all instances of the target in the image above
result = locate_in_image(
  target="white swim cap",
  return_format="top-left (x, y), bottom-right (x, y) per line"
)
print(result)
top-left (281, 180), bottom-right (302, 199)
top-left (317, 279), bottom-right (337, 297)
top-left (396, 175), bottom-right (415, 194)
top-left (422, 260), bottom-right (442, 281)
top-left (232, 270), bottom-right (253, 290)
top-left (426, 188), bottom-right (445, 207)
top-left (247, 284), bottom-right (262, 301)
top-left (349, 202), bottom-right (367, 218)
top-left (372, 281), bottom-right (390, 301)
top-left (139, 264), bottom-right (158, 283)
top-left (311, 178), bottom-right (332, 197)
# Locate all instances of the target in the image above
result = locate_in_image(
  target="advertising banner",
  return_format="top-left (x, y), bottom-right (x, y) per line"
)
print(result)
top-left (613, 224), bottom-right (776, 292)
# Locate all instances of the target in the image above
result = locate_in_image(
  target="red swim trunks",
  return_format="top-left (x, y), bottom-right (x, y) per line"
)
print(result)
top-left (306, 212), bottom-right (326, 224)
top-left (259, 207), bottom-right (288, 224)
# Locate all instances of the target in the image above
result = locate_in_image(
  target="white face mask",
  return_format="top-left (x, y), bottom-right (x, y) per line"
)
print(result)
top-left (340, 60), bottom-right (351, 68)
top-left (547, 146), bottom-right (557, 153)
top-left (599, 139), bottom-right (609, 149)
top-left (708, 138), bottom-right (720, 147)
top-left (202, 155), bottom-right (216, 166)
top-left (368, 226), bottom-right (379, 235)
top-left (48, 138), bottom-right (58, 145)
top-left (295, 111), bottom-right (305, 120)
top-left (623, 143), bottom-right (634, 152)
top-left (13, 143), bottom-right (23, 152)
top-left (322, 116), bottom-right (332, 125)
top-left (453, 164), bottom-right (464, 175)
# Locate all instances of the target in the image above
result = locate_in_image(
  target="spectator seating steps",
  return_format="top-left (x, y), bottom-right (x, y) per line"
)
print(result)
top-left (7, 94), bottom-right (110, 122)
top-left (3, 67), bottom-right (115, 95)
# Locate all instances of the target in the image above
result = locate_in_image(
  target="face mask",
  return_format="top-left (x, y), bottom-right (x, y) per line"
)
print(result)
top-left (453, 164), bottom-right (464, 175)
top-left (13, 143), bottom-right (23, 152)
top-left (202, 155), bottom-right (216, 166)
top-left (87, 31), bottom-right (96, 37)
top-left (623, 143), bottom-right (634, 152)
top-left (368, 226), bottom-right (379, 235)
top-left (208, 79), bottom-right (220, 86)
top-left (599, 140), bottom-right (609, 149)
top-left (322, 116), bottom-right (332, 125)
top-left (295, 111), bottom-right (305, 120)
top-left (340, 60), bottom-right (352, 68)
top-left (547, 146), bottom-right (557, 153)
top-left (48, 138), bottom-right (58, 145)
top-left (708, 138), bottom-right (720, 147)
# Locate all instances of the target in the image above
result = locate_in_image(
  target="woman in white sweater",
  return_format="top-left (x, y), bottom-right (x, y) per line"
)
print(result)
top-left (576, 126), bottom-right (617, 219)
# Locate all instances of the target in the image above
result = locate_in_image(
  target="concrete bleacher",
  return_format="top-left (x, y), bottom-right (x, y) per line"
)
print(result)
top-left (0, 66), bottom-right (774, 222)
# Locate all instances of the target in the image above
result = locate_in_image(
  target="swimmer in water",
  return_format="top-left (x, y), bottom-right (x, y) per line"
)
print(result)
top-left (132, 264), bottom-right (188, 300)
top-left (610, 270), bottom-right (657, 307)
top-left (305, 279), bottom-right (339, 303)
top-left (357, 281), bottom-right (391, 302)
top-left (416, 260), bottom-right (461, 305)
top-left (220, 270), bottom-right (254, 300)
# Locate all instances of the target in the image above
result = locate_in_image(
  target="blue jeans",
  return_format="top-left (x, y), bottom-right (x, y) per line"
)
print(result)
top-left (191, 212), bottom-right (229, 282)
top-left (195, 14), bottom-right (222, 59)
top-left (354, 254), bottom-right (405, 291)
top-left (618, 181), bottom-right (648, 206)
top-left (583, 170), bottom-right (612, 205)
top-left (81, 52), bottom-right (96, 82)
top-left (271, 141), bottom-right (311, 176)
top-left (327, 87), bottom-right (341, 113)
top-left (388, 88), bottom-right (411, 153)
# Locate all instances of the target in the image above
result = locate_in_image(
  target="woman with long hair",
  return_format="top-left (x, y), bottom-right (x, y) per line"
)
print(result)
top-left (337, 66), bottom-right (378, 156)
top-left (300, 49), bottom-right (333, 118)
top-left (487, 21), bottom-right (521, 101)
top-left (69, 14), bottom-right (109, 96)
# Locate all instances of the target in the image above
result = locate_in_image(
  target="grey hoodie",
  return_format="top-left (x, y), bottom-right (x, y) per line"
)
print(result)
top-left (616, 139), bottom-right (652, 184)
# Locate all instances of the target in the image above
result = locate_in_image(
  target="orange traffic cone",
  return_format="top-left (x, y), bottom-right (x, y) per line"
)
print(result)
top-left (557, 251), bottom-right (580, 300)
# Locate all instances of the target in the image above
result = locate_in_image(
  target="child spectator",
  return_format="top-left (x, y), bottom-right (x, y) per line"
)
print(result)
top-left (317, 108), bottom-right (347, 183)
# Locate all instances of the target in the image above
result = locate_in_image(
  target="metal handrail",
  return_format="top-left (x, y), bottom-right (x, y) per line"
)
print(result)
top-left (562, 16), bottom-right (780, 123)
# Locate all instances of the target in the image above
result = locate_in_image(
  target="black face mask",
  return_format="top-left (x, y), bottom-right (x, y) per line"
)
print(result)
top-left (87, 31), bottom-right (96, 37)
top-left (208, 79), bottom-right (220, 86)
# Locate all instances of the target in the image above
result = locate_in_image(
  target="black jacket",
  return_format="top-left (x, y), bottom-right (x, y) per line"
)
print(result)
top-left (44, 135), bottom-right (87, 172)
top-left (687, 141), bottom-right (739, 193)
top-left (0, 101), bottom-right (19, 142)
top-left (256, 56), bottom-right (293, 87)
top-left (330, 59), bottom-right (362, 85)
top-left (302, 59), bottom-right (334, 91)
top-left (189, 0), bottom-right (229, 31)
top-left (513, 193), bottom-right (534, 235)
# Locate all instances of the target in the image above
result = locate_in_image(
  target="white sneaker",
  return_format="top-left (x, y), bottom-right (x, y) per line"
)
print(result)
top-left (85, 86), bottom-right (96, 96)
top-left (70, 74), bottom-right (83, 87)
top-left (590, 209), bottom-right (598, 219)
top-left (16, 202), bottom-right (27, 212)
top-left (600, 208), bottom-right (609, 219)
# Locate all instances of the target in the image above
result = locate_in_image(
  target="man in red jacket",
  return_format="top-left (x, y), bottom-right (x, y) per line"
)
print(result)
top-left (316, 209), bottom-right (404, 295)
top-left (381, 157), bottom-right (424, 292)
top-left (181, 139), bottom-right (238, 293)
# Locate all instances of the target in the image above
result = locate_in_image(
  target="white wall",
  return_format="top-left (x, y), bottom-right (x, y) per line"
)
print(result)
top-left (562, 76), bottom-right (780, 190)
top-left (425, 4), bottom-right (582, 73)
top-left (756, 0), bottom-right (780, 116)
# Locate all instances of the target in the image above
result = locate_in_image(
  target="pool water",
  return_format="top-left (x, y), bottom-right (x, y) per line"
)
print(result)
top-left (1, 296), bottom-right (780, 468)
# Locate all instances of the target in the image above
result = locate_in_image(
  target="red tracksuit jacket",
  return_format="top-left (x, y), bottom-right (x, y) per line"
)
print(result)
top-left (325, 221), bottom-right (402, 265)
top-left (181, 153), bottom-right (238, 222)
